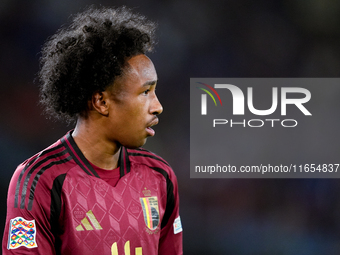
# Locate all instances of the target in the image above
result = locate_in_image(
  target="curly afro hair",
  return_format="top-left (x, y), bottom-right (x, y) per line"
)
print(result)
top-left (38, 6), bottom-right (157, 122)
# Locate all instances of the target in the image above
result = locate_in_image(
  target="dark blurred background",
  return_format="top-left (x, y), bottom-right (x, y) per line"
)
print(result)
top-left (2, 0), bottom-right (340, 254)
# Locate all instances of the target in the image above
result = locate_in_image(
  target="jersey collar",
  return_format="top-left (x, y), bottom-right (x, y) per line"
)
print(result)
top-left (61, 131), bottom-right (131, 178)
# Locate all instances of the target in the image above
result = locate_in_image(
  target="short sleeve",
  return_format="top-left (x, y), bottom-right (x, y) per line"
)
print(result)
top-left (158, 168), bottom-right (183, 255)
top-left (2, 163), bottom-right (56, 255)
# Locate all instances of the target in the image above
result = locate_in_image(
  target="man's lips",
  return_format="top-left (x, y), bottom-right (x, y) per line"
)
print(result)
top-left (146, 117), bottom-right (159, 136)
top-left (147, 117), bottom-right (159, 128)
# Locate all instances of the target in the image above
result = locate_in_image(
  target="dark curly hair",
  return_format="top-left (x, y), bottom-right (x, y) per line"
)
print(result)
top-left (38, 6), bottom-right (156, 122)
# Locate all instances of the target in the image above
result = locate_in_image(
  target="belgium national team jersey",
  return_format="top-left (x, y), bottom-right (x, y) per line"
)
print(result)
top-left (3, 131), bottom-right (183, 255)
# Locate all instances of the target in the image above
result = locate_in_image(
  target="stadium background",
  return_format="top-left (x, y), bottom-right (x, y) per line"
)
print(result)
top-left (1, 0), bottom-right (340, 254)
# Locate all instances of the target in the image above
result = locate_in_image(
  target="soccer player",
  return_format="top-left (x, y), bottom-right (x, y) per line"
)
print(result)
top-left (3, 6), bottom-right (183, 255)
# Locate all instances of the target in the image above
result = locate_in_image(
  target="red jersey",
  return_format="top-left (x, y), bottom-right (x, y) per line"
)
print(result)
top-left (3, 131), bottom-right (183, 255)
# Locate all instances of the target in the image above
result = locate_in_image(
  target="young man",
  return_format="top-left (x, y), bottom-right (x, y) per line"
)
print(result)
top-left (3, 7), bottom-right (183, 255)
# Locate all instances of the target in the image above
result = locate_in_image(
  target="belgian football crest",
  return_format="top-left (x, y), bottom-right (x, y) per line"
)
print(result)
top-left (140, 196), bottom-right (160, 230)
top-left (8, 217), bottom-right (38, 249)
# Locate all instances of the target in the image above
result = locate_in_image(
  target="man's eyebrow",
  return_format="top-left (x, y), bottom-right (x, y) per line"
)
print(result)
top-left (143, 80), bottom-right (158, 86)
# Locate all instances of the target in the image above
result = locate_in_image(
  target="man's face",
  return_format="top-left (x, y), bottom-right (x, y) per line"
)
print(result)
top-left (106, 54), bottom-right (163, 148)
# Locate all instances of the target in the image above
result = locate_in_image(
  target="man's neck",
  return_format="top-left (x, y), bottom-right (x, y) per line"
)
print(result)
top-left (72, 118), bottom-right (121, 170)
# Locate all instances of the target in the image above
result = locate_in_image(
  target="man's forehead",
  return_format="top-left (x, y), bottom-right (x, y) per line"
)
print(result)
top-left (111, 54), bottom-right (157, 94)
top-left (125, 54), bottom-right (157, 80)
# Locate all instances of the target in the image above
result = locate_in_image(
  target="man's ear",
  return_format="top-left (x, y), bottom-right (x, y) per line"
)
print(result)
top-left (91, 91), bottom-right (110, 116)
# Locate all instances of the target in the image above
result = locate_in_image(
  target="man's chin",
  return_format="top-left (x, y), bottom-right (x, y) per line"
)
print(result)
top-left (123, 138), bottom-right (147, 149)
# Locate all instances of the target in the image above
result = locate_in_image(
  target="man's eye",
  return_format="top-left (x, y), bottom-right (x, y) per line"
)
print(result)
top-left (143, 89), bottom-right (150, 95)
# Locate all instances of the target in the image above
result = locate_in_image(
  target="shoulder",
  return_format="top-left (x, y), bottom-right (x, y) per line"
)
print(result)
top-left (15, 139), bottom-right (72, 180)
top-left (10, 139), bottom-right (74, 210)
top-left (127, 147), bottom-right (176, 179)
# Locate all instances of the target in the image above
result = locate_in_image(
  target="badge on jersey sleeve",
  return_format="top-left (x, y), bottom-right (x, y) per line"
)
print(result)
top-left (173, 216), bottom-right (183, 234)
top-left (140, 196), bottom-right (160, 230)
top-left (7, 217), bottom-right (38, 249)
